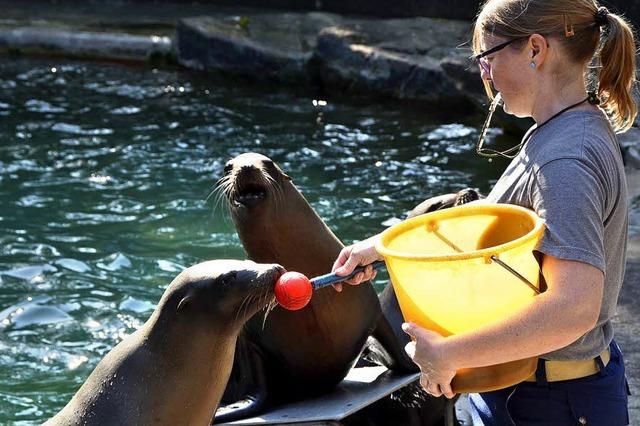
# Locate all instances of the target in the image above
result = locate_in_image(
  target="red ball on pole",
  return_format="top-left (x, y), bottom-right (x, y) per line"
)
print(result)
top-left (274, 272), bottom-right (313, 311)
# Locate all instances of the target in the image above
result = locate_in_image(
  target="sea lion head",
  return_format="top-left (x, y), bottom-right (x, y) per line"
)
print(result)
top-left (160, 259), bottom-right (285, 326)
top-left (217, 152), bottom-right (292, 217)
top-left (216, 152), bottom-right (341, 272)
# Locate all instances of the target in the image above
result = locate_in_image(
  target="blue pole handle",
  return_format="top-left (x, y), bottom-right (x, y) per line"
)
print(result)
top-left (310, 260), bottom-right (386, 290)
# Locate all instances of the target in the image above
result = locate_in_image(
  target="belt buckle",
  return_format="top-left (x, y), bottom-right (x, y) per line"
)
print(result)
top-left (524, 347), bottom-right (610, 383)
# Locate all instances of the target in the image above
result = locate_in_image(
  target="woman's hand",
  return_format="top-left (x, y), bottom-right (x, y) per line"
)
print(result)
top-left (331, 234), bottom-right (383, 291)
top-left (402, 322), bottom-right (457, 399)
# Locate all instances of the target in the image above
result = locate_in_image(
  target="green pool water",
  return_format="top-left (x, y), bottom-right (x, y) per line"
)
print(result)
top-left (0, 58), bottom-right (513, 424)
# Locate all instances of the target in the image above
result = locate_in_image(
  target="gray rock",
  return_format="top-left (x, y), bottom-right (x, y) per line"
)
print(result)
top-left (314, 26), bottom-right (463, 105)
top-left (619, 128), bottom-right (640, 169)
top-left (176, 13), bottom-right (482, 107)
top-left (176, 14), bottom-right (336, 84)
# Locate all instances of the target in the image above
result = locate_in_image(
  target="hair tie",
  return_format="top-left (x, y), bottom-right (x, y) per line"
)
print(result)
top-left (587, 91), bottom-right (601, 105)
top-left (595, 6), bottom-right (610, 27)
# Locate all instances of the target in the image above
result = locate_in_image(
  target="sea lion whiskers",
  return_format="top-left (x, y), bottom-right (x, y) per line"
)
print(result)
top-left (272, 174), bottom-right (287, 212)
top-left (263, 173), bottom-right (285, 213)
top-left (205, 178), bottom-right (222, 203)
top-left (261, 164), bottom-right (288, 213)
top-left (257, 285), bottom-right (278, 330)
top-left (261, 298), bottom-right (279, 330)
top-left (209, 175), bottom-right (233, 215)
top-left (208, 172), bottom-right (234, 202)
top-left (234, 291), bottom-right (256, 324)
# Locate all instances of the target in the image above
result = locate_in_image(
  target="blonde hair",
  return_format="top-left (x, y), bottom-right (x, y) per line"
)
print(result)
top-left (472, 0), bottom-right (638, 132)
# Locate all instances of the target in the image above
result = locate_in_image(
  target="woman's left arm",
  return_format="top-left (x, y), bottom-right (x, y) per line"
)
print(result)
top-left (404, 254), bottom-right (604, 398)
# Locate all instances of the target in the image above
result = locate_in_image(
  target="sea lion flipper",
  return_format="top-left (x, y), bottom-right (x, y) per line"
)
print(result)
top-left (214, 396), bottom-right (262, 423)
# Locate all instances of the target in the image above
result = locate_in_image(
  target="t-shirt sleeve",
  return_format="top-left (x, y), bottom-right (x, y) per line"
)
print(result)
top-left (530, 158), bottom-right (606, 271)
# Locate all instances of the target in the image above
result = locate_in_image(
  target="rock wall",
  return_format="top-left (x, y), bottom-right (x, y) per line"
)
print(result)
top-left (175, 13), bottom-right (481, 111)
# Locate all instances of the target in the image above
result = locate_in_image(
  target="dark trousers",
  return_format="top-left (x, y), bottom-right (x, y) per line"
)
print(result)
top-left (468, 341), bottom-right (630, 425)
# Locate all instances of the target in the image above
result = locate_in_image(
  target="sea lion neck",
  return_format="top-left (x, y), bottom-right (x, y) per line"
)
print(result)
top-left (236, 181), bottom-right (343, 275)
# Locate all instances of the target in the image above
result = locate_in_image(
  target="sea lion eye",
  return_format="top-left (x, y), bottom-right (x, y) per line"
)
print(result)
top-left (177, 296), bottom-right (191, 312)
top-left (223, 164), bottom-right (233, 175)
top-left (262, 160), bottom-right (277, 172)
top-left (220, 271), bottom-right (237, 286)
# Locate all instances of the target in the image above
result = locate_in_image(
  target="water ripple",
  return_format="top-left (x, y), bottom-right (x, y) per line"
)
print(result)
top-left (24, 99), bottom-right (66, 114)
top-left (51, 123), bottom-right (113, 136)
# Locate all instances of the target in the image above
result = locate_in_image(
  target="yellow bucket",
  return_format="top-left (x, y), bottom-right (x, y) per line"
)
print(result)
top-left (376, 203), bottom-right (545, 393)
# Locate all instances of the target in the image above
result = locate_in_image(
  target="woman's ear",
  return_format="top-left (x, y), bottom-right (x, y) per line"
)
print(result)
top-left (528, 34), bottom-right (549, 65)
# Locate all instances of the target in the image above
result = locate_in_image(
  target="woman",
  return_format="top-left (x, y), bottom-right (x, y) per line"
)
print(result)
top-left (331, 0), bottom-right (636, 424)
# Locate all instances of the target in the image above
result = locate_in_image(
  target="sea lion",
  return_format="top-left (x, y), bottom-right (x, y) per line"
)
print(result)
top-left (215, 152), bottom-right (383, 421)
top-left (216, 153), bottom-right (472, 424)
top-left (407, 188), bottom-right (481, 219)
top-left (47, 259), bottom-right (284, 426)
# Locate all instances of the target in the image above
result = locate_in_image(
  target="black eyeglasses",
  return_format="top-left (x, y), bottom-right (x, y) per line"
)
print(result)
top-left (474, 36), bottom-right (529, 76)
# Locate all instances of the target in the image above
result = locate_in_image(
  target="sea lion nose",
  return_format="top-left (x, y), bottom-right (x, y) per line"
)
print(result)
top-left (273, 264), bottom-right (286, 275)
top-left (239, 164), bottom-right (258, 174)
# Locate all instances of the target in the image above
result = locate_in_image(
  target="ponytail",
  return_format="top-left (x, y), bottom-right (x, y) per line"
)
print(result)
top-left (598, 12), bottom-right (637, 133)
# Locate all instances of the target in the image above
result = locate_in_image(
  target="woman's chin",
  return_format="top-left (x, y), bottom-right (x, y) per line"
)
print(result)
top-left (501, 102), bottom-right (514, 115)
top-left (501, 102), bottom-right (527, 118)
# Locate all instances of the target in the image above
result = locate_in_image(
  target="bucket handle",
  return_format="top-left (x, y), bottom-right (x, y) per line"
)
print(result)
top-left (490, 255), bottom-right (541, 295)
top-left (426, 225), bottom-right (541, 295)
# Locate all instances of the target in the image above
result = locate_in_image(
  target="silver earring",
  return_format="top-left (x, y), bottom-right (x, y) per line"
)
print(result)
top-left (530, 62), bottom-right (536, 69)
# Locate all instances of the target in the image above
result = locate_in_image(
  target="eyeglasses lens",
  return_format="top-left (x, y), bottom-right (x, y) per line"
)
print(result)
top-left (479, 58), bottom-right (491, 75)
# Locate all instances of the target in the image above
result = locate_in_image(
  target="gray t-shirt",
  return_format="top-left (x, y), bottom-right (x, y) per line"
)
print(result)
top-left (486, 108), bottom-right (628, 361)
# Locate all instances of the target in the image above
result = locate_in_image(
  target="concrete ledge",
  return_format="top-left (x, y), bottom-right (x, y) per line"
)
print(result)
top-left (0, 27), bottom-right (172, 62)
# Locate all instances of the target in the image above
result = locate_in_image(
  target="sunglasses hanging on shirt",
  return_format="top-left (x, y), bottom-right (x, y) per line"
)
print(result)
top-left (475, 93), bottom-right (528, 161)
top-left (475, 92), bottom-right (592, 161)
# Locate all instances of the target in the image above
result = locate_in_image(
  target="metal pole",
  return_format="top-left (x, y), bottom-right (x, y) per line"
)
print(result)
top-left (445, 398), bottom-right (455, 426)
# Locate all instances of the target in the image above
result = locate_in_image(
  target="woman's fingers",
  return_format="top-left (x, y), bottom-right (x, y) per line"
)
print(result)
top-left (332, 247), bottom-right (352, 273)
top-left (429, 383), bottom-right (443, 398)
top-left (344, 264), bottom-right (378, 286)
top-left (332, 238), bottom-right (382, 290)
top-left (419, 374), bottom-right (443, 397)
top-left (439, 382), bottom-right (456, 399)
top-left (419, 373), bottom-right (429, 390)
